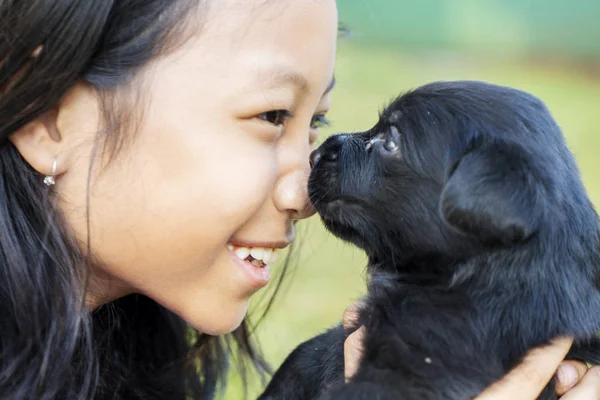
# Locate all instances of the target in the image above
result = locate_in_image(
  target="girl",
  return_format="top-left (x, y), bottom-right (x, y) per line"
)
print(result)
top-left (0, 1), bottom-right (596, 399)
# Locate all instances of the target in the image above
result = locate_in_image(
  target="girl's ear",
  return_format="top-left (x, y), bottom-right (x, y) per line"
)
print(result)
top-left (8, 83), bottom-right (97, 178)
top-left (9, 108), bottom-right (66, 177)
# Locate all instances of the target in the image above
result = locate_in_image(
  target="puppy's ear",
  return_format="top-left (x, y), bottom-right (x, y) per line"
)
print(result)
top-left (439, 140), bottom-right (546, 245)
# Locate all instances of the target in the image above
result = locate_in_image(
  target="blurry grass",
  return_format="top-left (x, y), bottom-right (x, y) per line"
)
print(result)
top-left (221, 42), bottom-right (600, 399)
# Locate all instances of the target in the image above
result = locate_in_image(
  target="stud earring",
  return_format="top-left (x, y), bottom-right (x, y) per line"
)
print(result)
top-left (43, 158), bottom-right (57, 186)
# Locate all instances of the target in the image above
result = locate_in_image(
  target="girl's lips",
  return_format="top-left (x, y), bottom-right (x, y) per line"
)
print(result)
top-left (227, 246), bottom-right (272, 289)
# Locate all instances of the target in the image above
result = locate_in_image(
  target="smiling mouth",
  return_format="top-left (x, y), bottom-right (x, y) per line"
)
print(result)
top-left (227, 244), bottom-right (279, 268)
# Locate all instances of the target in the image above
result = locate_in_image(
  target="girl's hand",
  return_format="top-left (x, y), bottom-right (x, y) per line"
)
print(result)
top-left (477, 337), bottom-right (600, 400)
top-left (342, 304), bottom-right (600, 398)
top-left (342, 302), bottom-right (365, 382)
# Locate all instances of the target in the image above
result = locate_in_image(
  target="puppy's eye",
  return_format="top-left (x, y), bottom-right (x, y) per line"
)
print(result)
top-left (383, 136), bottom-right (398, 152)
top-left (381, 125), bottom-right (401, 154)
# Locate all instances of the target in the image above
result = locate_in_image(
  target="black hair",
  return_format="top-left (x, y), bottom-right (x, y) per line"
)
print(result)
top-left (0, 1), bottom-right (271, 399)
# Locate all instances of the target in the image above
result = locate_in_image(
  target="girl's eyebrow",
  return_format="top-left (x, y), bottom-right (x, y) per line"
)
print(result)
top-left (262, 69), bottom-right (335, 96)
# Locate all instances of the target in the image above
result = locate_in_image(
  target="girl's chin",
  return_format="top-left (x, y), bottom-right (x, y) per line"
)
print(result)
top-left (185, 302), bottom-right (250, 336)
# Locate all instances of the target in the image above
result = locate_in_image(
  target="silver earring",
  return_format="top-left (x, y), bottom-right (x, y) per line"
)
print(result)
top-left (43, 158), bottom-right (57, 186)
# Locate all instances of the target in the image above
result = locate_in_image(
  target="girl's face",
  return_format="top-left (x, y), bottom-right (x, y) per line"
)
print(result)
top-left (56, 0), bottom-right (338, 334)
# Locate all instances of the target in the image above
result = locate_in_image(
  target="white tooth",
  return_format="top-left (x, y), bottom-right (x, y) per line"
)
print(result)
top-left (250, 248), bottom-right (265, 261)
top-left (262, 248), bottom-right (273, 264)
top-left (235, 247), bottom-right (250, 259)
top-left (227, 244), bottom-right (234, 251)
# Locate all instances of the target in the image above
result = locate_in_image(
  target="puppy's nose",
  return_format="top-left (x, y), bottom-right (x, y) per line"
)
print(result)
top-left (310, 147), bottom-right (338, 168)
top-left (310, 135), bottom-right (345, 168)
top-left (309, 149), bottom-right (322, 168)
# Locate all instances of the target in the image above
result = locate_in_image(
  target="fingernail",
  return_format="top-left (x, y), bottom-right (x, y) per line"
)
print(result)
top-left (556, 364), bottom-right (578, 387)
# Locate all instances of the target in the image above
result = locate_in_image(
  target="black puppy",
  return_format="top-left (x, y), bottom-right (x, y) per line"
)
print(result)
top-left (259, 80), bottom-right (600, 400)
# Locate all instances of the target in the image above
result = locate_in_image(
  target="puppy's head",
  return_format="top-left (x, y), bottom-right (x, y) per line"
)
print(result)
top-left (308, 81), bottom-right (589, 268)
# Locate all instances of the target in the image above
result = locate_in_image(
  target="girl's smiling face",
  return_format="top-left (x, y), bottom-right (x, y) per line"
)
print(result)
top-left (54, 0), bottom-right (338, 334)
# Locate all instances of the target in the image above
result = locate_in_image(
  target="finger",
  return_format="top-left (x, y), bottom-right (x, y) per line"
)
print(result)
top-left (556, 361), bottom-right (589, 396)
top-left (344, 326), bottom-right (365, 382)
top-left (343, 301), bottom-right (364, 329)
top-left (477, 337), bottom-right (573, 400)
top-left (560, 366), bottom-right (600, 399)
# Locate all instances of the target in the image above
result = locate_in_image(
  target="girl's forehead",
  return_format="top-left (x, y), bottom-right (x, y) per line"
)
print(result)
top-left (201, 0), bottom-right (338, 49)
top-left (174, 0), bottom-right (338, 93)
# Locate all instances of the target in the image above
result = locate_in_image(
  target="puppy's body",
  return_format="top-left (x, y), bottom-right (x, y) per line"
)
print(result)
top-left (259, 81), bottom-right (600, 400)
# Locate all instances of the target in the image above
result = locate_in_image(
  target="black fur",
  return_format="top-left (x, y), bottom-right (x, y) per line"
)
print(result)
top-left (259, 81), bottom-right (600, 400)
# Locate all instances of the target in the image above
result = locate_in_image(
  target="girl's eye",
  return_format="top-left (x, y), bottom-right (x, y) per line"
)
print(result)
top-left (258, 110), bottom-right (292, 127)
top-left (310, 114), bottom-right (330, 130)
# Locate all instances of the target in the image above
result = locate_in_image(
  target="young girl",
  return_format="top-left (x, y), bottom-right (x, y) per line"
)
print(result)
top-left (0, 1), bottom-right (597, 399)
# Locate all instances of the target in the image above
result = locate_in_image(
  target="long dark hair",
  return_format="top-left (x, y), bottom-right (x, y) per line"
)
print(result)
top-left (0, 1), bottom-right (270, 399)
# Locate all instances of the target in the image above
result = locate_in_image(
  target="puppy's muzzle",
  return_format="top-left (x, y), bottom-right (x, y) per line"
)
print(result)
top-left (309, 134), bottom-right (347, 168)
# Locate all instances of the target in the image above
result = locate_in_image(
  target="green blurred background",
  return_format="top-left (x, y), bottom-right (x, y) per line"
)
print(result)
top-left (224, 1), bottom-right (600, 398)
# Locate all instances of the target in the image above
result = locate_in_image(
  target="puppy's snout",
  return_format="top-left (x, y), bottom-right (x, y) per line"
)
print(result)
top-left (309, 149), bottom-right (322, 168)
top-left (310, 135), bottom-right (346, 168)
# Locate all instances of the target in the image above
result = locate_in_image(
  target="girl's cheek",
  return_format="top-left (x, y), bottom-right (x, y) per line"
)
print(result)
top-left (206, 147), bottom-right (279, 219)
